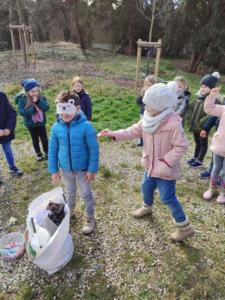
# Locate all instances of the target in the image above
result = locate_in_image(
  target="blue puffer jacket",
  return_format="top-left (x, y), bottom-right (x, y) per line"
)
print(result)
top-left (48, 112), bottom-right (99, 174)
top-left (15, 93), bottom-right (49, 128)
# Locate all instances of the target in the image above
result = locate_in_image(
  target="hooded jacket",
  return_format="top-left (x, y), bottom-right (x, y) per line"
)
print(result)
top-left (15, 93), bottom-right (49, 128)
top-left (112, 112), bottom-right (188, 180)
top-left (48, 112), bottom-right (99, 174)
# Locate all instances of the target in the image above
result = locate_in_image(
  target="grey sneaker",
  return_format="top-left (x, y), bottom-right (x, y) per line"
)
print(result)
top-left (82, 217), bottom-right (95, 235)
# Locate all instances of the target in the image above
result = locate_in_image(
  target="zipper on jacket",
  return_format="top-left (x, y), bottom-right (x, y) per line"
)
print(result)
top-left (67, 124), bottom-right (73, 171)
top-left (151, 133), bottom-right (154, 175)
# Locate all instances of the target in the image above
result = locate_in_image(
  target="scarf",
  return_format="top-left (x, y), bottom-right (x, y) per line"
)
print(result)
top-left (142, 107), bottom-right (172, 134)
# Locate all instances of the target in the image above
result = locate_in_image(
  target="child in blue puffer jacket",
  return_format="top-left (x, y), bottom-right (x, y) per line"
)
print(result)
top-left (48, 91), bottom-right (99, 235)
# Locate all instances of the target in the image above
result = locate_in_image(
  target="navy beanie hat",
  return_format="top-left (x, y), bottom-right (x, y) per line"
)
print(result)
top-left (200, 72), bottom-right (220, 89)
top-left (21, 79), bottom-right (40, 92)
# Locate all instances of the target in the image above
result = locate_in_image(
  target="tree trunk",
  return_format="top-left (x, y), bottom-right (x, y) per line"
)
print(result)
top-left (127, 21), bottom-right (134, 55)
top-left (190, 44), bottom-right (209, 73)
top-left (9, 0), bottom-right (20, 49)
top-left (71, 0), bottom-right (86, 56)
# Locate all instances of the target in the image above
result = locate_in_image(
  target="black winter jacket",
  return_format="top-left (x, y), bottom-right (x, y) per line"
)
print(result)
top-left (0, 91), bottom-right (16, 144)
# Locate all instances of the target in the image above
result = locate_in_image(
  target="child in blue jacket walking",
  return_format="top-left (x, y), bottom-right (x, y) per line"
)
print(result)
top-left (48, 91), bottom-right (99, 234)
top-left (15, 79), bottom-right (49, 161)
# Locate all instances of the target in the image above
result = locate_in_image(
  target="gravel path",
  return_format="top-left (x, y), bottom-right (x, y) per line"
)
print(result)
top-left (1, 139), bottom-right (225, 299)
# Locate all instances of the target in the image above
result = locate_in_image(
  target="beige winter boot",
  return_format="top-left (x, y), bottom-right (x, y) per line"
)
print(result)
top-left (171, 223), bottom-right (195, 242)
top-left (82, 216), bottom-right (95, 234)
top-left (132, 205), bottom-right (152, 218)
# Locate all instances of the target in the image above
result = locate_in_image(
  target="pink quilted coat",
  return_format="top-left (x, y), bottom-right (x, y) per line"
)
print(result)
top-left (113, 112), bottom-right (188, 180)
top-left (204, 94), bottom-right (225, 157)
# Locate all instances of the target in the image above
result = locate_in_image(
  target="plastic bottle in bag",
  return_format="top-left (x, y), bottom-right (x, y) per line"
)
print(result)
top-left (29, 218), bottom-right (50, 252)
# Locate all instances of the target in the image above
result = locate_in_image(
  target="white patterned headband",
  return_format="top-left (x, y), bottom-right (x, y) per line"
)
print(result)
top-left (55, 99), bottom-right (76, 114)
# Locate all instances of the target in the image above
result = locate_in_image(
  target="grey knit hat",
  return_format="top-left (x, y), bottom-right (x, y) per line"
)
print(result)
top-left (143, 83), bottom-right (177, 112)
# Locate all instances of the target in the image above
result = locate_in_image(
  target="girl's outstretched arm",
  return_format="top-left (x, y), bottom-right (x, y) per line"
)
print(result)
top-left (99, 121), bottom-right (142, 141)
top-left (204, 87), bottom-right (224, 117)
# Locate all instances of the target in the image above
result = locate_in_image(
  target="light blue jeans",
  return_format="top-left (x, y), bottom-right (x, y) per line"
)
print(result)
top-left (61, 170), bottom-right (94, 218)
top-left (142, 171), bottom-right (188, 225)
top-left (211, 153), bottom-right (225, 184)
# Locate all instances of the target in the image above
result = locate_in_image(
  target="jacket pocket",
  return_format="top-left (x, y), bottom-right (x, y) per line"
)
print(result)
top-left (141, 152), bottom-right (150, 170)
top-left (155, 159), bottom-right (173, 178)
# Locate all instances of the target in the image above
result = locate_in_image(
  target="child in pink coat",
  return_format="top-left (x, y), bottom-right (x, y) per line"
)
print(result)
top-left (203, 87), bottom-right (225, 204)
top-left (100, 83), bottom-right (194, 242)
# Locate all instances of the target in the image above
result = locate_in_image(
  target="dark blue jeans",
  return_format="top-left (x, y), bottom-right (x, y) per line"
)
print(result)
top-left (1, 142), bottom-right (15, 168)
top-left (141, 172), bottom-right (187, 224)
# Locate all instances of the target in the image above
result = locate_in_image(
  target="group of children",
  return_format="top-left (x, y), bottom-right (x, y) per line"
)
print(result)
top-left (0, 70), bottom-right (224, 241)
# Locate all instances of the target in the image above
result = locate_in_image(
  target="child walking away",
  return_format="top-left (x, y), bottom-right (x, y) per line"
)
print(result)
top-left (203, 88), bottom-right (225, 204)
top-left (100, 83), bottom-right (194, 242)
top-left (72, 76), bottom-right (92, 121)
top-left (0, 91), bottom-right (23, 180)
top-left (136, 75), bottom-right (156, 146)
top-left (15, 79), bottom-right (49, 161)
top-left (188, 72), bottom-right (220, 168)
top-left (48, 91), bottom-right (99, 234)
top-left (174, 76), bottom-right (191, 126)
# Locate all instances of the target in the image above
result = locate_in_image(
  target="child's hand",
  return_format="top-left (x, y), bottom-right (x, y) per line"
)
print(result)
top-left (32, 96), bottom-right (39, 103)
top-left (51, 172), bottom-right (61, 184)
top-left (210, 87), bottom-right (220, 97)
top-left (98, 129), bottom-right (115, 138)
top-left (0, 129), bottom-right (4, 137)
top-left (34, 105), bottom-right (41, 112)
top-left (85, 172), bottom-right (96, 182)
top-left (3, 129), bottom-right (10, 136)
top-left (200, 130), bottom-right (207, 139)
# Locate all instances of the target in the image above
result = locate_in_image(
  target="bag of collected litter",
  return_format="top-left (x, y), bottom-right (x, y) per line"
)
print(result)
top-left (25, 187), bottom-right (74, 274)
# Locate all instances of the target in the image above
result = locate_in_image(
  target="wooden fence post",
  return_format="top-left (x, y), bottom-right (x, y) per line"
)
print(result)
top-left (9, 24), bottom-right (16, 61)
top-left (154, 39), bottom-right (162, 79)
top-left (135, 39), bottom-right (142, 90)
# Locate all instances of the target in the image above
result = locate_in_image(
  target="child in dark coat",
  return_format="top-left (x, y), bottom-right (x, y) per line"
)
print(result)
top-left (72, 76), bottom-right (92, 121)
top-left (188, 72), bottom-right (220, 168)
top-left (0, 91), bottom-right (23, 182)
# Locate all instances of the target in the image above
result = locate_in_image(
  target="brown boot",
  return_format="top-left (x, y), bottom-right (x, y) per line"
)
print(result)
top-left (171, 223), bottom-right (195, 242)
top-left (132, 205), bottom-right (152, 218)
top-left (82, 216), bottom-right (95, 235)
